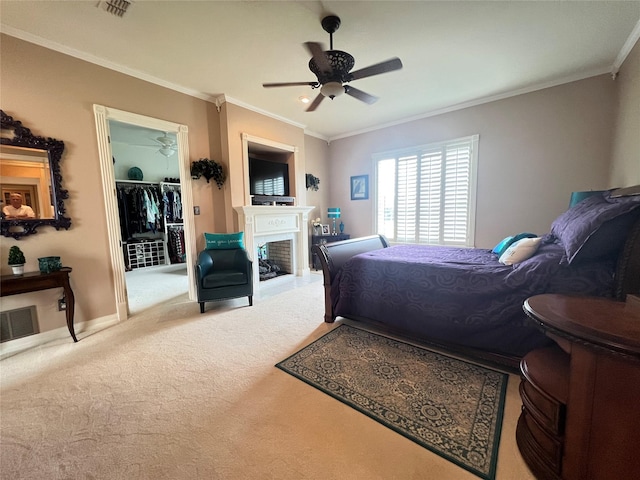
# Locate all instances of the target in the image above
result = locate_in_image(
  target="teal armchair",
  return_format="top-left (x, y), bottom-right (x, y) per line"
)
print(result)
top-left (195, 248), bottom-right (253, 313)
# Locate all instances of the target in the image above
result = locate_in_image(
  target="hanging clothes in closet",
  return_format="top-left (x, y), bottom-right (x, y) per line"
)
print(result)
top-left (116, 182), bottom-right (163, 241)
top-left (161, 183), bottom-right (186, 264)
top-left (162, 185), bottom-right (183, 224)
top-left (167, 226), bottom-right (186, 264)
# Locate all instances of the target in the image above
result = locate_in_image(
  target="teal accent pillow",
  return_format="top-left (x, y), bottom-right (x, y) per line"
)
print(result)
top-left (492, 232), bottom-right (537, 257)
top-left (204, 232), bottom-right (244, 249)
top-left (492, 236), bottom-right (514, 256)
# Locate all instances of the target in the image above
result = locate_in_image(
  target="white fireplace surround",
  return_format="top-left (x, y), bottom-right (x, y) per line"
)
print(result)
top-left (235, 205), bottom-right (314, 290)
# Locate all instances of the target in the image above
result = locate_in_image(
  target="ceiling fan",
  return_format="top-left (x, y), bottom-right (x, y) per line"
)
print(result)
top-left (263, 15), bottom-right (403, 112)
top-left (153, 132), bottom-right (177, 157)
top-left (125, 132), bottom-right (177, 157)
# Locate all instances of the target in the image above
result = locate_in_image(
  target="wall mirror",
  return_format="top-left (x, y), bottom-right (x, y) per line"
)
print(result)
top-left (0, 110), bottom-right (71, 238)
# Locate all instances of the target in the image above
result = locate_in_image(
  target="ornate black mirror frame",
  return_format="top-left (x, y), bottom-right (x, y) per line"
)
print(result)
top-left (1, 110), bottom-right (71, 239)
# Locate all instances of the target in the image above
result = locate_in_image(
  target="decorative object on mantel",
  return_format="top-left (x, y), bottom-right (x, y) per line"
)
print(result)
top-left (339, 221), bottom-right (345, 234)
top-left (8, 245), bottom-right (26, 275)
top-left (306, 173), bottom-right (320, 191)
top-left (38, 256), bottom-right (62, 274)
top-left (190, 158), bottom-right (226, 188)
top-left (327, 207), bottom-right (341, 235)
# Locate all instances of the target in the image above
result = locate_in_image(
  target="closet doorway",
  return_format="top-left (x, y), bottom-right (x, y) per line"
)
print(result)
top-left (93, 105), bottom-right (197, 320)
top-left (110, 122), bottom-right (189, 315)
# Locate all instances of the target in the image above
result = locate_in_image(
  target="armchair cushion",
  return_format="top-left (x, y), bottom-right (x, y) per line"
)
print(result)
top-left (202, 270), bottom-right (248, 289)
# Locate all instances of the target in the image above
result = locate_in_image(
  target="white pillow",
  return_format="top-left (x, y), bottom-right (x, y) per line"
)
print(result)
top-left (499, 237), bottom-right (542, 265)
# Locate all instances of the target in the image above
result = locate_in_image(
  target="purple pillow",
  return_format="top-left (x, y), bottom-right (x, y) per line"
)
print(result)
top-left (550, 190), bottom-right (640, 264)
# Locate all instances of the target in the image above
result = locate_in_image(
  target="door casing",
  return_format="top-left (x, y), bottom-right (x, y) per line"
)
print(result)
top-left (93, 104), bottom-right (196, 320)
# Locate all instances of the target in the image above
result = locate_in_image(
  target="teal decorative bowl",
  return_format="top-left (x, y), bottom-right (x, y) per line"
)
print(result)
top-left (38, 256), bottom-right (62, 274)
top-left (128, 166), bottom-right (143, 181)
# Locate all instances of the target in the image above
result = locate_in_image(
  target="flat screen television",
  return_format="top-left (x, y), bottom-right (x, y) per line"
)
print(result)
top-left (249, 157), bottom-right (289, 196)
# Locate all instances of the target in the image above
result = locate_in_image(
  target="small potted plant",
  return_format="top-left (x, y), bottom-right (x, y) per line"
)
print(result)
top-left (8, 245), bottom-right (26, 275)
top-left (190, 158), bottom-right (226, 189)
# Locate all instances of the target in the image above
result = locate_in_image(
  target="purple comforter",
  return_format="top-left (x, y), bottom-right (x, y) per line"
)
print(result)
top-left (332, 242), bottom-right (616, 357)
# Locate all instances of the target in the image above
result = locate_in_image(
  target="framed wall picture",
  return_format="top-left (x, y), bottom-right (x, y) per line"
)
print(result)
top-left (350, 175), bottom-right (369, 200)
top-left (321, 224), bottom-right (331, 235)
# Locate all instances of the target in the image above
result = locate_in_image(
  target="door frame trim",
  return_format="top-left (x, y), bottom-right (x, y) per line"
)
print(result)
top-left (93, 104), bottom-right (196, 320)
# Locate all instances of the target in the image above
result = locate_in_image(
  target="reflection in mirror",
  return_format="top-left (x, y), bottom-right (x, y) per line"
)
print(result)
top-left (0, 110), bottom-right (71, 239)
top-left (1, 145), bottom-right (54, 219)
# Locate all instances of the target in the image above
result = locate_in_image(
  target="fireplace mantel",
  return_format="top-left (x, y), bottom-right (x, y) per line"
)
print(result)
top-left (234, 205), bottom-right (314, 290)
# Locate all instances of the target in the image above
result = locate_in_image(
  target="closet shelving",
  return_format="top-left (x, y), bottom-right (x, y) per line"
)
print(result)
top-left (116, 179), bottom-right (184, 270)
top-left (127, 240), bottom-right (166, 269)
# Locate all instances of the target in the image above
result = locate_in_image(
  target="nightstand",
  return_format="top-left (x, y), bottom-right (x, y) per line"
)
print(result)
top-left (517, 294), bottom-right (640, 480)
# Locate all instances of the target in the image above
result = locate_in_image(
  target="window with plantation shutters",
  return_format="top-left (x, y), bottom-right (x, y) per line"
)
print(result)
top-left (374, 135), bottom-right (478, 247)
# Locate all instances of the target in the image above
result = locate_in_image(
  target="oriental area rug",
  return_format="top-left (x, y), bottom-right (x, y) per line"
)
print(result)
top-left (276, 324), bottom-right (508, 480)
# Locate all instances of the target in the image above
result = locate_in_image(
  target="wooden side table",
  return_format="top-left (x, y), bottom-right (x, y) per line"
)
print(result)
top-left (311, 234), bottom-right (350, 269)
top-left (1, 267), bottom-right (77, 342)
top-left (517, 294), bottom-right (640, 479)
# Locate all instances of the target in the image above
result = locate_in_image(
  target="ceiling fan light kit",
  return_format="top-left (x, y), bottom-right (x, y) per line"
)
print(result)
top-left (158, 147), bottom-right (176, 157)
top-left (320, 82), bottom-right (345, 99)
top-left (263, 15), bottom-right (402, 112)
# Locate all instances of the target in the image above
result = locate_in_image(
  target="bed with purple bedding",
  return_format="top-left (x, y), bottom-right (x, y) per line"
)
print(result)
top-left (313, 187), bottom-right (640, 368)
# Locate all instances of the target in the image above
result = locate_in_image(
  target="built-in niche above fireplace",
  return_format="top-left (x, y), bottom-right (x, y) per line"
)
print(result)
top-left (238, 134), bottom-right (313, 289)
top-left (242, 133), bottom-right (300, 207)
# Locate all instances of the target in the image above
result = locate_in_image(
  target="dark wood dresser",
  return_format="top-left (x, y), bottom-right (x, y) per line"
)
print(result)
top-left (517, 294), bottom-right (640, 479)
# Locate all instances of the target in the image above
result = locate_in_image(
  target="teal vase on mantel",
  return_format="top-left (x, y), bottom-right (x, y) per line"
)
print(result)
top-left (339, 221), bottom-right (345, 234)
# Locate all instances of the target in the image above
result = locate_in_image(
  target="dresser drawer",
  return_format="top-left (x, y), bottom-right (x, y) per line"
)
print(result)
top-left (516, 413), bottom-right (563, 480)
top-left (521, 410), bottom-right (563, 475)
top-left (520, 379), bottom-right (565, 435)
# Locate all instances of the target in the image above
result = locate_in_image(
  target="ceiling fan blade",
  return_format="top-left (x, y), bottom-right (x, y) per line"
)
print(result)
top-left (304, 41), bottom-right (332, 74)
top-left (263, 81), bottom-right (318, 88)
top-left (344, 86), bottom-right (379, 105)
top-left (349, 57), bottom-right (403, 81)
top-left (306, 93), bottom-right (325, 112)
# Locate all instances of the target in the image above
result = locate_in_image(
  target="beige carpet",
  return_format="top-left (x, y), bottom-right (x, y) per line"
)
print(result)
top-left (0, 277), bottom-right (535, 480)
top-left (125, 263), bottom-right (189, 315)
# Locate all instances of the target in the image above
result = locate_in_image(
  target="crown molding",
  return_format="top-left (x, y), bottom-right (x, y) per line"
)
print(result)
top-left (612, 18), bottom-right (640, 73)
top-left (215, 95), bottom-right (307, 130)
top-left (327, 67), bottom-right (611, 142)
top-left (0, 25), bottom-right (216, 102)
top-left (3, 22), bottom-right (636, 144)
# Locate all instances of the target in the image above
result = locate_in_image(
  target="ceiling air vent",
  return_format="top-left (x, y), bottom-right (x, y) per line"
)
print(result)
top-left (97, 0), bottom-right (131, 18)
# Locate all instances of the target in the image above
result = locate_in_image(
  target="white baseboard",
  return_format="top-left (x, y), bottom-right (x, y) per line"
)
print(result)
top-left (0, 314), bottom-right (119, 358)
